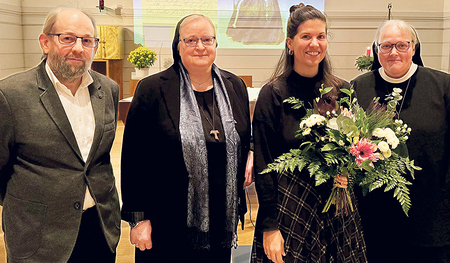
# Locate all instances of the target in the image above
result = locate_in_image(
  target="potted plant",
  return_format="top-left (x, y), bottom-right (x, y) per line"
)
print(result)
top-left (355, 55), bottom-right (374, 72)
top-left (127, 46), bottom-right (157, 78)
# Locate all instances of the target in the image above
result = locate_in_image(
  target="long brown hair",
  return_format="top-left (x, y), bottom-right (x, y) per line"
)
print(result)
top-left (270, 4), bottom-right (341, 92)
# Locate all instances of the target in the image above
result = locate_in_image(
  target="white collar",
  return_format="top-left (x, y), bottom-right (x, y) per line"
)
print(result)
top-left (45, 62), bottom-right (93, 96)
top-left (378, 63), bottom-right (418, 84)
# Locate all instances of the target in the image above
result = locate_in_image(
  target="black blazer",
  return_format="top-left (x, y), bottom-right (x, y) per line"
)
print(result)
top-left (121, 65), bottom-right (251, 244)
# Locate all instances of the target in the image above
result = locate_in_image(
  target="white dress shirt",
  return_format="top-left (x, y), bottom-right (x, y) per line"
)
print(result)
top-left (45, 63), bottom-right (96, 210)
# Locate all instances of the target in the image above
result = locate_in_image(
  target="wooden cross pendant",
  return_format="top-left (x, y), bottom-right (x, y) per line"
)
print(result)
top-left (210, 130), bottom-right (220, 141)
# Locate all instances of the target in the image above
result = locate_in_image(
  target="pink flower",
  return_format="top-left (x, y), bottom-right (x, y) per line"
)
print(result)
top-left (350, 138), bottom-right (379, 167)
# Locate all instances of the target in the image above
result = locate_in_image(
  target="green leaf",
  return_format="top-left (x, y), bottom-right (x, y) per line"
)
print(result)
top-left (321, 143), bottom-right (338, 151)
top-left (336, 115), bottom-right (360, 137)
top-left (320, 87), bottom-right (333, 96)
top-left (360, 159), bottom-right (374, 172)
top-left (340, 88), bottom-right (352, 96)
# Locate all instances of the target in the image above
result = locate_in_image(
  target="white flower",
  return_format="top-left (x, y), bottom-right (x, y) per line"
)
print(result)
top-left (372, 128), bottom-right (386, 138)
top-left (305, 118), bottom-right (316, 128)
top-left (384, 128), bottom-right (399, 148)
top-left (380, 149), bottom-right (392, 160)
top-left (393, 88), bottom-right (402, 93)
top-left (311, 114), bottom-right (326, 123)
top-left (302, 128), bottom-right (311, 136)
top-left (300, 120), bottom-right (307, 129)
top-left (327, 118), bottom-right (339, 130)
top-left (302, 114), bottom-right (326, 128)
top-left (373, 128), bottom-right (399, 149)
top-left (378, 141), bottom-right (390, 152)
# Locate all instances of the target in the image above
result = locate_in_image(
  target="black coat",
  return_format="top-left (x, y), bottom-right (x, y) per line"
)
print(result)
top-left (121, 65), bottom-right (251, 252)
top-left (352, 66), bottom-right (450, 261)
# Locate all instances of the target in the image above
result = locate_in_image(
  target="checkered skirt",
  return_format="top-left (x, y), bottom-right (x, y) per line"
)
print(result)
top-left (251, 171), bottom-right (367, 263)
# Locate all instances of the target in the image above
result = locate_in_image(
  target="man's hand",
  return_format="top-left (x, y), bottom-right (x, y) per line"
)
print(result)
top-left (130, 220), bottom-right (152, 251)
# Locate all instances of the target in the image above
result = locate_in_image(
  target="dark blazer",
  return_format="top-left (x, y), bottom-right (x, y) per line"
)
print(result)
top-left (121, 65), bottom-right (251, 248)
top-left (0, 61), bottom-right (121, 262)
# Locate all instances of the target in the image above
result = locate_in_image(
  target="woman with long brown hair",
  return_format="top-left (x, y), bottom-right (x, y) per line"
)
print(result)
top-left (251, 4), bottom-right (367, 263)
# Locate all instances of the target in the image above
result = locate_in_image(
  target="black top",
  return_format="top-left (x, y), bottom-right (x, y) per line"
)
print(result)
top-left (194, 88), bottom-right (227, 246)
top-left (253, 70), bottom-right (327, 230)
top-left (352, 66), bottom-right (450, 260)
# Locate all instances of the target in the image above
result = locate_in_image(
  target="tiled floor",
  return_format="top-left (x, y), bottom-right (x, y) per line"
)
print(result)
top-left (0, 121), bottom-right (258, 262)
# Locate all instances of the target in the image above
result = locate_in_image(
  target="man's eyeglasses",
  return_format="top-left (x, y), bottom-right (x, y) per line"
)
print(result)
top-left (48, 34), bottom-right (100, 48)
top-left (181, 36), bottom-right (216, 47)
top-left (378, 41), bottom-right (412, 54)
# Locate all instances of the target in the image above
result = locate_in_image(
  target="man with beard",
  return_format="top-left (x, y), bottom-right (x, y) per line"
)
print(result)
top-left (0, 8), bottom-right (121, 263)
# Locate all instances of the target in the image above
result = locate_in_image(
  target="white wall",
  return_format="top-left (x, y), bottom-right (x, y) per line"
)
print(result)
top-left (2, 0), bottom-right (450, 96)
top-left (0, 0), bottom-right (24, 79)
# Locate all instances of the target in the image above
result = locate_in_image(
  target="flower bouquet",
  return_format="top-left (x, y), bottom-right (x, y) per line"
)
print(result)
top-left (127, 46), bottom-right (157, 69)
top-left (261, 86), bottom-right (421, 216)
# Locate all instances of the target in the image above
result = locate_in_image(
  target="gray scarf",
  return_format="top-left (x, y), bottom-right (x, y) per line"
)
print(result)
top-left (179, 62), bottom-right (240, 249)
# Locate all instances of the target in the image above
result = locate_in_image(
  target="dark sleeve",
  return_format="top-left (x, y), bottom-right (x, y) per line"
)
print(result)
top-left (253, 83), bottom-right (282, 232)
top-left (351, 72), bottom-right (378, 110)
top-left (228, 73), bottom-right (252, 226)
top-left (120, 80), bottom-right (156, 223)
top-left (0, 90), bottom-right (14, 204)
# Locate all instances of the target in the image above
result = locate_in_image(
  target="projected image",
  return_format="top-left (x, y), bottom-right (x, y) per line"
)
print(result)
top-left (136, 0), bottom-right (324, 49)
top-left (226, 0), bottom-right (284, 45)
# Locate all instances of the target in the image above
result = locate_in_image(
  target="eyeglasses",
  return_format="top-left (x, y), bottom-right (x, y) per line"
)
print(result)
top-left (181, 36), bottom-right (216, 47)
top-left (48, 34), bottom-right (100, 48)
top-left (378, 41), bottom-right (412, 54)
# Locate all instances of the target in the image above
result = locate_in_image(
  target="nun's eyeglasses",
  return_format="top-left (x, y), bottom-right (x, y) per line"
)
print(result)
top-left (378, 41), bottom-right (412, 54)
top-left (181, 36), bottom-right (216, 47)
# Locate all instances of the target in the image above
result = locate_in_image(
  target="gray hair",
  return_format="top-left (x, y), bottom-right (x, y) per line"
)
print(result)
top-left (41, 7), bottom-right (97, 59)
top-left (374, 20), bottom-right (418, 52)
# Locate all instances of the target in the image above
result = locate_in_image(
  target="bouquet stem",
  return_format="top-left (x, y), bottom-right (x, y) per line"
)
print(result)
top-left (323, 175), bottom-right (354, 216)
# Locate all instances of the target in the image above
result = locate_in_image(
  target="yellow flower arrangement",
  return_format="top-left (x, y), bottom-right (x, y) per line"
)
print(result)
top-left (127, 46), bottom-right (157, 69)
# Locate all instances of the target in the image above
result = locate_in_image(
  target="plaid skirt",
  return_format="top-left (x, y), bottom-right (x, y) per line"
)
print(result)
top-left (251, 171), bottom-right (367, 263)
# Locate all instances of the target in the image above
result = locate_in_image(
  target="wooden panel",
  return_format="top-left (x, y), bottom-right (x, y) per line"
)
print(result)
top-left (92, 59), bottom-right (123, 100)
top-left (119, 98), bottom-right (132, 124)
top-left (129, 79), bottom-right (140, 97)
top-left (238, 75), bottom-right (252, 87)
